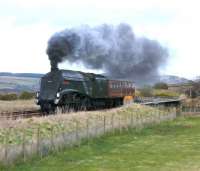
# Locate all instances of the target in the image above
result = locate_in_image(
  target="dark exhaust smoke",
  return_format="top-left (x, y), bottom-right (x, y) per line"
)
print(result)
top-left (47, 23), bottom-right (168, 84)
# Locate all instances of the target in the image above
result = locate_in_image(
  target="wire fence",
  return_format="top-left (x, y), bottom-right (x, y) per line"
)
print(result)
top-left (0, 107), bottom-right (177, 165)
top-left (181, 105), bottom-right (200, 115)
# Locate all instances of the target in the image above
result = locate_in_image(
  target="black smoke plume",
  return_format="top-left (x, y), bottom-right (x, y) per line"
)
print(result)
top-left (47, 23), bottom-right (168, 84)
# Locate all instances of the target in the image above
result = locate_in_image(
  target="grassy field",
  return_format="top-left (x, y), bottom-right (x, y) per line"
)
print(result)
top-left (2, 116), bottom-right (200, 171)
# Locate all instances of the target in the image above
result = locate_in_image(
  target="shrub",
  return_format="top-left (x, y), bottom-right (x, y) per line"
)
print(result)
top-left (19, 91), bottom-right (35, 100)
top-left (139, 86), bottom-right (153, 97)
top-left (0, 93), bottom-right (18, 101)
top-left (154, 82), bottom-right (168, 89)
top-left (153, 89), bottom-right (179, 98)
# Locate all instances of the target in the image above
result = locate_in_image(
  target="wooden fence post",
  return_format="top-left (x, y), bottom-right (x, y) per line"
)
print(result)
top-left (75, 120), bottom-right (80, 147)
top-left (61, 124), bottom-right (65, 145)
top-left (158, 111), bottom-right (161, 123)
top-left (86, 118), bottom-right (89, 142)
top-left (86, 118), bottom-right (89, 140)
top-left (135, 114), bottom-right (139, 132)
top-left (176, 105), bottom-right (182, 117)
top-left (103, 115), bottom-right (106, 134)
top-left (95, 117), bottom-right (98, 137)
top-left (119, 115), bottom-right (122, 134)
top-left (111, 114), bottom-right (114, 134)
top-left (50, 126), bottom-right (54, 151)
top-left (22, 128), bottom-right (26, 161)
top-left (36, 127), bottom-right (40, 157)
top-left (4, 129), bottom-right (9, 164)
top-left (125, 115), bottom-right (128, 132)
top-left (131, 113), bottom-right (133, 128)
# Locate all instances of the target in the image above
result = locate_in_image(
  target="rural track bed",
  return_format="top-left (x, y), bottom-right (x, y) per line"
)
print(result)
top-left (0, 110), bottom-right (41, 119)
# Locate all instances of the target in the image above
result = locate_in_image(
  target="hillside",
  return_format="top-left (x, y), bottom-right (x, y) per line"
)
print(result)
top-left (0, 72), bottom-right (43, 93)
top-left (158, 75), bottom-right (192, 84)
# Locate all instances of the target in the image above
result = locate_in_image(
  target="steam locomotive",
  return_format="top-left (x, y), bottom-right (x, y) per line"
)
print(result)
top-left (36, 68), bottom-right (135, 113)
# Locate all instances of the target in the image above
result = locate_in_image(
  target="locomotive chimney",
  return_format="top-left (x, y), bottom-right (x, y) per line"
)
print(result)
top-left (50, 60), bottom-right (58, 72)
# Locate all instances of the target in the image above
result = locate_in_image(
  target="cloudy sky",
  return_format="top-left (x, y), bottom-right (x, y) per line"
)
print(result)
top-left (0, 0), bottom-right (199, 78)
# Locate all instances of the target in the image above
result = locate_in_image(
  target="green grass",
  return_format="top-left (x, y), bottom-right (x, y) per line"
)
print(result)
top-left (2, 116), bottom-right (200, 171)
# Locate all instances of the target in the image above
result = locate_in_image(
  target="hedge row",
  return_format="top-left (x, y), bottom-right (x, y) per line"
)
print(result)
top-left (0, 91), bottom-right (35, 101)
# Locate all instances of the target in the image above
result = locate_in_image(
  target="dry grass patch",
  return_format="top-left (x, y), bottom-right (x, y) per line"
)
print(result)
top-left (0, 100), bottom-right (39, 113)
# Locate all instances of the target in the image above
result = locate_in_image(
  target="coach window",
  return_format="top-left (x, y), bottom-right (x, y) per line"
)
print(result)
top-left (110, 83), bottom-right (113, 89)
top-left (114, 83), bottom-right (116, 89)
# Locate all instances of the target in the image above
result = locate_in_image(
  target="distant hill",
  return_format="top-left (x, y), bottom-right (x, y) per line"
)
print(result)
top-left (193, 76), bottom-right (200, 83)
top-left (0, 72), bottom-right (44, 94)
top-left (0, 72), bottom-right (195, 93)
top-left (0, 72), bottom-right (43, 78)
top-left (158, 75), bottom-right (193, 85)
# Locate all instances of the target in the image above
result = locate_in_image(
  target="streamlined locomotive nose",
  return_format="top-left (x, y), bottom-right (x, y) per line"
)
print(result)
top-left (37, 70), bottom-right (62, 112)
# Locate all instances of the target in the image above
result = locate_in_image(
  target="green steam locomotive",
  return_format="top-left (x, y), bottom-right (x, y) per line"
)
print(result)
top-left (36, 68), bottom-right (135, 113)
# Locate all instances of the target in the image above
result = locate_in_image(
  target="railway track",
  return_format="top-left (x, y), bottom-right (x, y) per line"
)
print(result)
top-left (0, 98), bottom-right (182, 120)
top-left (0, 110), bottom-right (41, 120)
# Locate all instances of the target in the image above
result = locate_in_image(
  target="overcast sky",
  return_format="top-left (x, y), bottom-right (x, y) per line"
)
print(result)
top-left (0, 0), bottom-right (199, 78)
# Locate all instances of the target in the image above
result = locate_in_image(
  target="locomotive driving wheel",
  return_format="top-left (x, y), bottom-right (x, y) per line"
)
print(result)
top-left (41, 103), bottom-right (56, 114)
top-left (60, 93), bottom-right (91, 113)
top-left (80, 97), bottom-right (91, 111)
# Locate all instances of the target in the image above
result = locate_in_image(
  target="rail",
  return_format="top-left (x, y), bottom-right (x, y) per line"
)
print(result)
top-left (0, 110), bottom-right (41, 120)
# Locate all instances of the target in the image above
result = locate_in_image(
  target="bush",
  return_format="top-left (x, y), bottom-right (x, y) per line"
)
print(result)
top-left (19, 91), bottom-right (35, 100)
top-left (139, 86), bottom-right (153, 97)
top-left (154, 82), bottom-right (168, 89)
top-left (0, 93), bottom-right (18, 101)
top-left (153, 89), bottom-right (179, 98)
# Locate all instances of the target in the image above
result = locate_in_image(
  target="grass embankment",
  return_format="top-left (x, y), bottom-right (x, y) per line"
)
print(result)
top-left (0, 99), bottom-right (39, 113)
top-left (0, 104), bottom-right (169, 145)
top-left (3, 116), bottom-right (200, 171)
